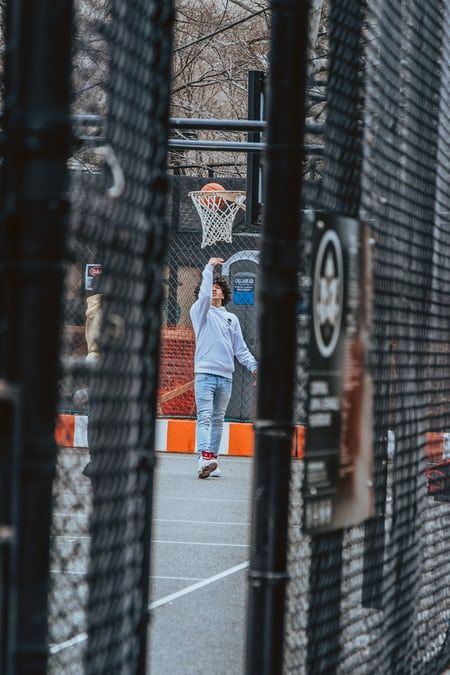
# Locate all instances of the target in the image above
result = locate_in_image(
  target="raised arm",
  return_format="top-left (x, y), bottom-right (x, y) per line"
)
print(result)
top-left (190, 258), bottom-right (224, 330)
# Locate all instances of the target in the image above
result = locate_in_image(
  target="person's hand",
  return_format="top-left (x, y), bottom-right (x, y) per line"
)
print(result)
top-left (208, 257), bottom-right (224, 267)
top-left (252, 369), bottom-right (257, 387)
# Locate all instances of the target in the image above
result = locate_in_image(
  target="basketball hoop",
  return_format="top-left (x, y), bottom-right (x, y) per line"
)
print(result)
top-left (189, 190), bottom-right (246, 248)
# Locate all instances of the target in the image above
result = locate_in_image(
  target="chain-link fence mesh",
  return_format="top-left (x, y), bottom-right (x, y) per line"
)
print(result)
top-left (60, 172), bottom-right (322, 426)
top-left (48, 1), bottom-right (174, 672)
top-left (60, 170), bottom-right (262, 423)
top-left (285, 1), bottom-right (450, 673)
top-left (161, 173), bottom-right (260, 421)
top-left (42, 0), bottom-right (450, 671)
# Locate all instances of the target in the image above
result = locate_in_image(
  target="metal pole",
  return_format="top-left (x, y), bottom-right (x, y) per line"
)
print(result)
top-left (170, 139), bottom-right (265, 152)
top-left (168, 139), bottom-right (322, 153)
top-left (245, 2), bottom-right (310, 674)
top-left (170, 117), bottom-right (323, 134)
top-left (136, 2), bottom-right (175, 672)
top-left (79, 138), bottom-right (324, 154)
top-left (0, 385), bottom-right (20, 675)
top-left (246, 71), bottom-right (265, 226)
top-left (1, 0), bottom-right (73, 672)
top-left (171, 117), bottom-right (267, 132)
top-left (306, 1), bottom-right (366, 671)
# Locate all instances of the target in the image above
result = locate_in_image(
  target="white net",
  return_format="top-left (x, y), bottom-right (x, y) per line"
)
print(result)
top-left (189, 190), bottom-right (246, 248)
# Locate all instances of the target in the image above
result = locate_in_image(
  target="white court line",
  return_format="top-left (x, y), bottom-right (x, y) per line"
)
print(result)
top-left (53, 513), bottom-right (292, 528)
top-left (157, 471), bottom-right (228, 476)
top-left (157, 496), bottom-right (250, 503)
top-left (154, 518), bottom-right (250, 526)
top-left (52, 536), bottom-right (248, 547)
top-left (153, 540), bottom-right (249, 548)
top-left (51, 570), bottom-right (203, 581)
top-left (49, 561), bottom-right (249, 655)
top-left (157, 454), bottom-right (251, 462)
top-left (50, 631), bottom-right (88, 655)
top-left (153, 518), bottom-right (250, 527)
top-left (54, 491), bottom-right (250, 503)
top-left (149, 560), bottom-right (249, 610)
top-left (157, 470), bottom-right (248, 476)
top-left (53, 513), bottom-right (249, 526)
top-left (151, 575), bottom-right (203, 581)
top-left (52, 515), bottom-right (295, 530)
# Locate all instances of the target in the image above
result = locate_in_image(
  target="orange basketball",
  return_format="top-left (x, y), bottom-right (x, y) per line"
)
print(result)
top-left (200, 182), bottom-right (226, 209)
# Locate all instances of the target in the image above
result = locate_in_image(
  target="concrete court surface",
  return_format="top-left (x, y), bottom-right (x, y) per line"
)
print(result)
top-left (47, 449), bottom-right (252, 673)
top-left (148, 453), bottom-right (253, 675)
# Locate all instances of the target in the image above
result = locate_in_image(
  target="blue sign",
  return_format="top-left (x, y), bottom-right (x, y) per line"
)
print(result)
top-left (233, 275), bottom-right (255, 305)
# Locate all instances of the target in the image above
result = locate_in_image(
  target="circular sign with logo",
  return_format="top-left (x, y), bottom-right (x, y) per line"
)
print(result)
top-left (312, 230), bottom-right (343, 358)
top-left (89, 265), bottom-right (102, 277)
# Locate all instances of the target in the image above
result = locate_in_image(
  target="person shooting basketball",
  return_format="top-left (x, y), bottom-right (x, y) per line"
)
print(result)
top-left (190, 257), bottom-right (257, 479)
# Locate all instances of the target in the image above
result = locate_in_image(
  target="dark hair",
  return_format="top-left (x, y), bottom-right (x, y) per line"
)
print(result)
top-left (194, 274), bottom-right (231, 306)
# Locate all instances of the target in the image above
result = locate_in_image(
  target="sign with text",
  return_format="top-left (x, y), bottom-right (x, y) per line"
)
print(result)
top-left (84, 263), bottom-right (103, 292)
top-left (302, 213), bottom-right (374, 533)
top-left (233, 274), bottom-right (256, 305)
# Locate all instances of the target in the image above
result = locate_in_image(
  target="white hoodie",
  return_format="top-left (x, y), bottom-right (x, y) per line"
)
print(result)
top-left (190, 263), bottom-right (257, 379)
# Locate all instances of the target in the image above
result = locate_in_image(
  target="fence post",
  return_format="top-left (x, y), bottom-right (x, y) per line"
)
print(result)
top-left (245, 2), bottom-right (310, 674)
top-left (246, 70), bottom-right (265, 227)
top-left (1, 0), bottom-right (73, 672)
top-left (136, 3), bottom-right (175, 670)
top-left (305, 1), bottom-right (366, 671)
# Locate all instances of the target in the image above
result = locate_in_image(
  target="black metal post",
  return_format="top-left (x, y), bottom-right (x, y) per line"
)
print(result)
top-left (245, 2), bottom-right (310, 674)
top-left (84, 138), bottom-right (324, 154)
top-left (1, 0), bottom-right (73, 673)
top-left (0, 385), bottom-right (20, 675)
top-left (246, 71), bottom-right (265, 227)
top-left (135, 3), bottom-right (175, 673)
top-left (306, 1), bottom-right (366, 671)
top-left (170, 139), bottom-right (265, 152)
top-left (171, 117), bottom-right (266, 132)
top-left (167, 264), bottom-right (180, 326)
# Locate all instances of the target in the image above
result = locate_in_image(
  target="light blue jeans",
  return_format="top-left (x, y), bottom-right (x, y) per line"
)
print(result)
top-left (195, 373), bottom-right (232, 457)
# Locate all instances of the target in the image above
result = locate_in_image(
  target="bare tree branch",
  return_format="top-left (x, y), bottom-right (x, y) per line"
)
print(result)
top-left (228, 0), bottom-right (268, 13)
top-left (310, 0), bottom-right (324, 49)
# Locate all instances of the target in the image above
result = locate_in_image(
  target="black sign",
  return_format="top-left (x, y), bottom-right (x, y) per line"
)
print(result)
top-left (302, 213), bottom-right (374, 533)
top-left (233, 274), bottom-right (255, 305)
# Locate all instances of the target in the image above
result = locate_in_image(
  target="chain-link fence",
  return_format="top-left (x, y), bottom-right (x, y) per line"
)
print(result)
top-left (284, 1), bottom-right (450, 673)
top-left (5, 0), bottom-right (450, 671)
top-left (48, 1), bottom-right (174, 672)
top-left (61, 148), bottom-right (323, 424)
top-left (161, 173), bottom-right (260, 421)
top-left (59, 173), bottom-right (261, 424)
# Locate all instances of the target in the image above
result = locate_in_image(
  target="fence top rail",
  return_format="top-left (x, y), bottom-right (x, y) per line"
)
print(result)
top-left (0, 112), bottom-right (324, 135)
